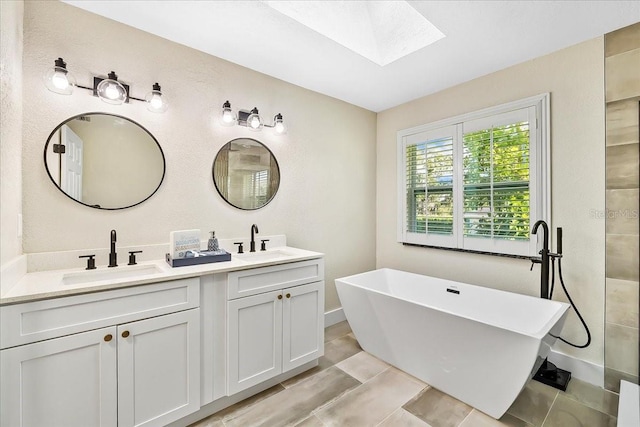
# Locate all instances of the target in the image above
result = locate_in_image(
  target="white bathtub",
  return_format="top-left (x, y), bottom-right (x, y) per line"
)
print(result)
top-left (335, 268), bottom-right (569, 419)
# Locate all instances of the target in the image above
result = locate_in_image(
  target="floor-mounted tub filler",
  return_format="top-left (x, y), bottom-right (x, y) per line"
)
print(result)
top-left (335, 268), bottom-right (570, 419)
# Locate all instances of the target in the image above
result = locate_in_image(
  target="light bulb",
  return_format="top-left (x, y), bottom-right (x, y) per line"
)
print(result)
top-left (273, 113), bottom-right (285, 134)
top-left (222, 109), bottom-right (235, 123)
top-left (96, 71), bottom-right (127, 105)
top-left (149, 93), bottom-right (163, 109)
top-left (249, 116), bottom-right (261, 129)
top-left (105, 83), bottom-right (120, 100)
top-left (145, 83), bottom-right (168, 113)
top-left (221, 101), bottom-right (235, 125)
top-left (51, 71), bottom-right (69, 90)
top-left (246, 107), bottom-right (262, 131)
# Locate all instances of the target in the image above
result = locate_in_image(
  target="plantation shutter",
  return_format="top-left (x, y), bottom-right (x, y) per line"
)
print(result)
top-left (461, 107), bottom-right (536, 255)
top-left (402, 125), bottom-right (457, 248)
top-left (253, 169), bottom-right (268, 207)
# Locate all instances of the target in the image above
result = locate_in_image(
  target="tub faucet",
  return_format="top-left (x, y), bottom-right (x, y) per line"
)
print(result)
top-left (250, 224), bottom-right (259, 252)
top-left (108, 229), bottom-right (118, 268)
top-left (531, 220), bottom-right (549, 299)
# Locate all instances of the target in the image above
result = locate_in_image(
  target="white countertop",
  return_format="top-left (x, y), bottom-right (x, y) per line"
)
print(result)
top-left (1, 246), bottom-right (323, 305)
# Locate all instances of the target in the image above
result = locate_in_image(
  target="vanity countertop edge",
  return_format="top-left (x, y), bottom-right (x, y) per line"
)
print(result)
top-left (0, 246), bottom-right (324, 306)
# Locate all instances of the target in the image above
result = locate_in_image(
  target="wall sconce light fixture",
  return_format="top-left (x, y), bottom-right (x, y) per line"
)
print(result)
top-left (94, 71), bottom-right (128, 105)
top-left (221, 100), bottom-right (236, 124)
top-left (44, 58), bottom-right (76, 95)
top-left (145, 83), bottom-right (169, 113)
top-left (221, 101), bottom-right (286, 135)
top-left (44, 58), bottom-right (169, 113)
top-left (246, 107), bottom-right (263, 131)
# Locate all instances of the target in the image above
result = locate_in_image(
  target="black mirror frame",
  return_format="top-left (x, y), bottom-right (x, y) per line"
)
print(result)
top-left (212, 138), bottom-right (280, 211)
top-left (43, 112), bottom-right (166, 210)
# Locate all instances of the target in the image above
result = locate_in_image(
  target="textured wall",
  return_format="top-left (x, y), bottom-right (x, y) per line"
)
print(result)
top-left (604, 22), bottom-right (640, 392)
top-left (377, 38), bottom-right (606, 366)
top-left (0, 0), bottom-right (24, 265)
top-left (21, 1), bottom-right (377, 311)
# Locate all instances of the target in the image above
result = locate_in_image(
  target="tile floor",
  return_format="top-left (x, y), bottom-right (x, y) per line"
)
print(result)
top-left (190, 321), bottom-right (619, 427)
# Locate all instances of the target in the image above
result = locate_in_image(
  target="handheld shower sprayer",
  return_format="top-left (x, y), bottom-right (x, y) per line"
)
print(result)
top-left (556, 227), bottom-right (562, 255)
top-left (548, 227), bottom-right (591, 349)
top-left (529, 224), bottom-right (591, 349)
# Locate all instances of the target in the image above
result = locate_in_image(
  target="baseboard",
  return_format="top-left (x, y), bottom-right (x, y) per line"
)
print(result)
top-left (324, 307), bottom-right (346, 327)
top-left (548, 349), bottom-right (604, 388)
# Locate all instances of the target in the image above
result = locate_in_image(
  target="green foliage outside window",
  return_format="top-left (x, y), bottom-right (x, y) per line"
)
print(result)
top-left (463, 122), bottom-right (530, 240)
top-left (406, 122), bottom-right (530, 240)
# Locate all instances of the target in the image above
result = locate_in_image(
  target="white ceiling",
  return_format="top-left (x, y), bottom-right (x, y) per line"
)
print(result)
top-left (63, 1), bottom-right (640, 112)
top-left (261, 1), bottom-right (445, 66)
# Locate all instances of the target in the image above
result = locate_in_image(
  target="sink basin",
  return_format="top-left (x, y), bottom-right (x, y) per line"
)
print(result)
top-left (61, 264), bottom-right (163, 286)
top-left (234, 249), bottom-right (295, 263)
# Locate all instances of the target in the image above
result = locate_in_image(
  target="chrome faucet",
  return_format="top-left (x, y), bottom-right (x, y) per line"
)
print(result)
top-left (108, 229), bottom-right (118, 267)
top-left (531, 220), bottom-right (549, 299)
top-left (250, 224), bottom-right (259, 252)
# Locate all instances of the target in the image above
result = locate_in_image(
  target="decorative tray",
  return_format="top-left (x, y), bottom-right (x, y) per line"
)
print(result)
top-left (165, 250), bottom-right (231, 267)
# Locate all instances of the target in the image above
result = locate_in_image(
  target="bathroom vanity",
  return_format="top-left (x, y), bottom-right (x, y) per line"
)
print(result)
top-left (0, 244), bottom-right (324, 427)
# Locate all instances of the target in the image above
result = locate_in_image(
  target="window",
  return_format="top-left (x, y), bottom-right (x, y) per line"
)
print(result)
top-left (398, 94), bottom-right (549, 257)
top-left (239, 169), bottom-right (269, 209)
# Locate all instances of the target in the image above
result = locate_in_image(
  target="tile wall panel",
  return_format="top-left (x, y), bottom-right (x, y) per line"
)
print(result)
top-left (604, 21), bottom-right (640, 392)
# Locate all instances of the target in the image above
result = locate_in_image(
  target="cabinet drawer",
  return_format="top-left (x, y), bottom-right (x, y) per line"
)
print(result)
top-left (1, 278), bottom-right (199, 349)
top-left (227, 259), bottom-right (324, 300)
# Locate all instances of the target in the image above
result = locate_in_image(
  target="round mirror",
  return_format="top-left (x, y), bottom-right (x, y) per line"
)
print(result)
top-left (44, 113), bottom-right (165, 210)
top-left (212, 138), bottom-right (280, 210)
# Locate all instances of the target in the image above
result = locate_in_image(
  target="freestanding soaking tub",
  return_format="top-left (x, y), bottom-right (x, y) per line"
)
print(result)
top-left (335, 268), bottom-right (569, 419)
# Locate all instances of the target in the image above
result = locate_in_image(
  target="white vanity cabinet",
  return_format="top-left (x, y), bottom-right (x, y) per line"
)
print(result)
top-left (0, 278), bottom-right (201, 427)
top-left (1, 326), bottom-right (118, 427)
top-left (226, 259), bottom-right (324, 395)
top-left (117, 309), bottom-right (200, 427)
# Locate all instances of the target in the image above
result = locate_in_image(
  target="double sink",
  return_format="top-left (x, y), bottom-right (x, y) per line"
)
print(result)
top-left (59, 249), bottom-right (297, 286)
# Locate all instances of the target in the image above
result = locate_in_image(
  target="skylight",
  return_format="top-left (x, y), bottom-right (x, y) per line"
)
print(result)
top-left (262, 0), bottom-right (445, 66)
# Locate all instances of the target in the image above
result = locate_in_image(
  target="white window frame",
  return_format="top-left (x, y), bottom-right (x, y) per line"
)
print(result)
top-left (397, 93), bottom-right (550, 257)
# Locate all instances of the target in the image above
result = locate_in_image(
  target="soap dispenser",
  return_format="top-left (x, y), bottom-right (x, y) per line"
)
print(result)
top-left (207, 231), bottom-right (220, 252)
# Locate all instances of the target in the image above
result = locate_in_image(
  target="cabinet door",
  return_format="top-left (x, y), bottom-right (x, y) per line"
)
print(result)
top-left (282, 281), bottom-right (325, 372)
top-left (228, 290), bottom-right (283, 395)
top-left (117, 309), bottom-right (200, 427)
top-left (0, 327), bottom-right (117, 427)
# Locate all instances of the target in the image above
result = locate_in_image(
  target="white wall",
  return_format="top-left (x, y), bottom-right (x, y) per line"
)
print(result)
top-left (68, 116), bottom-right (165, 208)
top-left (0, 0), bottom-right (24, 266)
top-left (377, 38), bottom-right (606, 365)
top-left (21, 0), bottom-right (377, 311)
